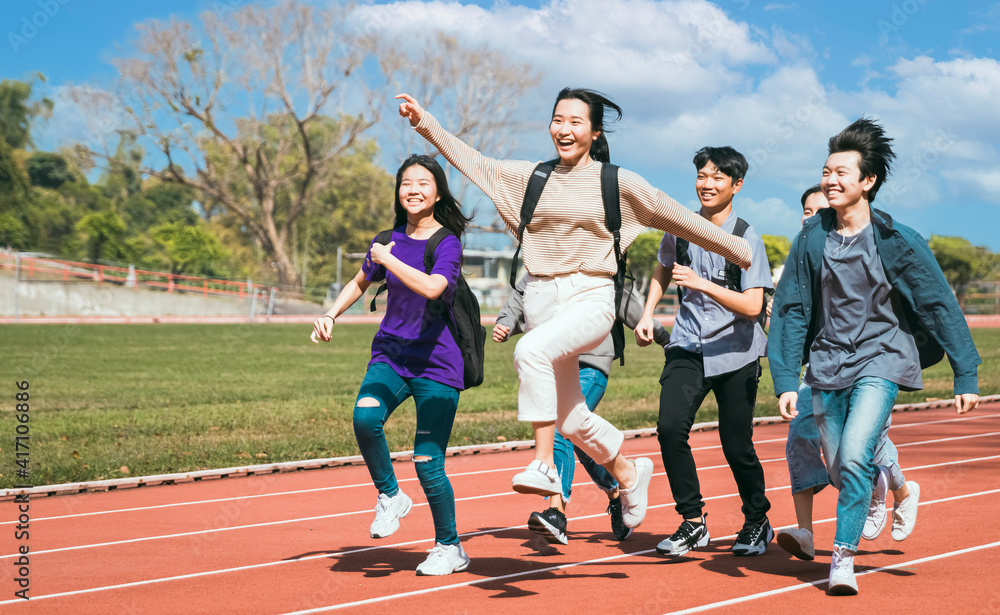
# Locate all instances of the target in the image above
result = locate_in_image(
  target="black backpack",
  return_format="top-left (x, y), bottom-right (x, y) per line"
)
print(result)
top-left (510, 160), bottom-right (631, 365)
top-left (675, 217), bottom-right (772, 329)
top-left (369, 228), bottom-right (486, 389)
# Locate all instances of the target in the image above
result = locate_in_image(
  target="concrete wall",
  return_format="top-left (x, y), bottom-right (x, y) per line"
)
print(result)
top-left (0, 271), bottom-right (254, 317)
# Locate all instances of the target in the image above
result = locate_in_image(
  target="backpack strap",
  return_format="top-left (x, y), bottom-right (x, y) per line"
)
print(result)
top-left (423, 227), bottom-right (463, 349)
top-left (510, 160), bottom-right (559, 289)
top-left (600, 163), bottom-right (628, 365)
top-left (368, 229), bottom-right (396, 312)
top-left (423, 227), bottom-right (454, 274)
top-left (724, 217), bottom-right (750, 292)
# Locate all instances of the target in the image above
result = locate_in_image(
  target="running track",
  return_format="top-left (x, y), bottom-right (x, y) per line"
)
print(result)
top-left (2, 402), bottom-right (999, 614)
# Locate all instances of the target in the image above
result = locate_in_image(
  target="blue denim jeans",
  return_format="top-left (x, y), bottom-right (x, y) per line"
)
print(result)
top-left (551, 367), bottom-right (617, 502)
top-left (786, 382), bottom-right (830, 495)
top-left (814, 376), bottom-right (899, 551)
top-left (352, 362), bottom-right (460, 545)
top-left (788, 383), bottom-right (905, 495)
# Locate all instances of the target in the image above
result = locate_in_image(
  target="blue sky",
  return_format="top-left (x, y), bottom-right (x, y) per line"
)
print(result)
top-left (3, 0), bottom-right (1000, 252)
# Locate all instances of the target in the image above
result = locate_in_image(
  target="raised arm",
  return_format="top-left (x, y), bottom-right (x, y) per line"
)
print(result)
top-left (397, 94), bottom-right (534, 234)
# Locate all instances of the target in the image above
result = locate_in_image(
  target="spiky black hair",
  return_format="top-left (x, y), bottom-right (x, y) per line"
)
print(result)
top-left (827, 117), bottom-right (896, 203)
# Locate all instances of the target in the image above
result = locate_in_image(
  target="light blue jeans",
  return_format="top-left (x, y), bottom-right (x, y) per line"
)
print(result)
top-left (352, 362), bottom-right (461, 545)
top-left (551, 367), bottom-right (617, 502)
top-left (813, 377), bottom-right (899, 551)
top-left (787, 382), bottom-right (904, 495)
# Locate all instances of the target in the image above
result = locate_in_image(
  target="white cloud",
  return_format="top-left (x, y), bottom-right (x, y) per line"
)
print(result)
top-left (621, 64), bottom-right (847, 186)
top-left (358, 1), bottom-right (1000, 223)
top-left (940, 169), bottom-right (1000, 203)
top-left (358, 0), bottom-right (776, 116)
top-left (854, 56), bottom-right (1000, 208)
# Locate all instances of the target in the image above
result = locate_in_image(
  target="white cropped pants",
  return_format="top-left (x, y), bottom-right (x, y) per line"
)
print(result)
top-left (514, 272), bottom-right (624, 465)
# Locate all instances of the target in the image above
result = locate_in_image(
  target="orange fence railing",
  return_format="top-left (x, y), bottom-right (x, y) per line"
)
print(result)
top-left (0, 253), bottom-right (264, 300)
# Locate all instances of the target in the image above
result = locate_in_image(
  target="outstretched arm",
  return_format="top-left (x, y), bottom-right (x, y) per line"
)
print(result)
top-left (396, 93), bottom-right (532, 234)
top-left (619, 170), bottom-right (752, 269)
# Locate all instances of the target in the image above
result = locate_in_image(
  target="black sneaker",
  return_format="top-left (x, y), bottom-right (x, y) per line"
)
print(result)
top-left (606, 495), bottom-right (633, 541)
top-left (528, 508), bottom-right (568, 545)
top-left (656, 515), bottom-right (710, 556)
top-left (732, 517), bottom-right (773, 556)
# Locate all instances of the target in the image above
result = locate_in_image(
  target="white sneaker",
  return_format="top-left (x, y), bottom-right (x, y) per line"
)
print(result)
top-left (776, 527), bottom-right (815, 561)
top-left (415, 542), bottom-right (471, 576)
top-left (370, 491), bottom-right (412, 539)
top-left (512, 460), bottom-right (561, 496)
top-left (891, 481), bottom-right (920, 541)
top-left (862, 466), bottom-right (889, 540)
top-left (827, 544), bottom-right (858, 595)
top-left (619, 457), bottom-right (653, 529)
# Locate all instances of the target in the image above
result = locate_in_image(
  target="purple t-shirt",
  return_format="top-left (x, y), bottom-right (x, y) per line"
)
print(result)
top-left (362, 227), bottom-right (465, 389)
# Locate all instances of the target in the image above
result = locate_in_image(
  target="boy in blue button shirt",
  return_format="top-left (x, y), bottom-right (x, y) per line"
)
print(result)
top-left (636, 146), bottom-right (773, 558)
top-left (769, 118), bottom-right (980, 595)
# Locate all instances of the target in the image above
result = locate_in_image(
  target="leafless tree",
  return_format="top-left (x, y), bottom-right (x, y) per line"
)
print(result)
top-left (71, 1), bottom-right (399, 289)
top-left (390, 32), bottom-right (541, 236)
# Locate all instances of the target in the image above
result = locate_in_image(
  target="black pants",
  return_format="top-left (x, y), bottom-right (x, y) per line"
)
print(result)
top-left (656, 347), bottom-right (770, 523)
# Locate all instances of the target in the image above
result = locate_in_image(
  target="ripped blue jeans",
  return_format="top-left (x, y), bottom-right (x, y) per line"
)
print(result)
top-left (353, 361), bottom-right (460, 545)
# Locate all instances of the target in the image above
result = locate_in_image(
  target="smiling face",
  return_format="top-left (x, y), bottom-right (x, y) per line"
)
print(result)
top-left (549, 98), bottom-right (599, 167)
top-left (821, 151), bottom-right (876, 209)
top-left (398, 164), bottom-right (440, 221)
top-left (695, 161), bottom-right (742, 210)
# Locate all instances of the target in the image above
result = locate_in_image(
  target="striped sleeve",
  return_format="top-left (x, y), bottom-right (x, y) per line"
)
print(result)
top-left (617, 169), bottom-right (752, 268)
top-left (414, 111), bottom-right (536, 236)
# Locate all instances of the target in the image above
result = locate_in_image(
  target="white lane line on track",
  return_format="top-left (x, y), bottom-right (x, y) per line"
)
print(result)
top-left (896, 431), bottom-right (1000, 447)
top-left (659, 541), bottom-right (1000, 615)
top-left (3, 444), bottom-right (998, 562)
top-left (1, 480), bottom-right (999, 608)
top-left (280, 514), bottom-right (1000, 614)
top-left (10, 411), bottom-right (998, 525)
top-left (0, 441), bottom-right (737, 526)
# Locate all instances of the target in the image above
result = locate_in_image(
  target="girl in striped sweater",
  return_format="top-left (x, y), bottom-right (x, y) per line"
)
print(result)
top-left (397, 88), bottom-right (752, 533)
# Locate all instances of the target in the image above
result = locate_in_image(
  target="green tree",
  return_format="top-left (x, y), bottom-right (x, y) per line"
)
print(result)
top-left (929, 235), bottom-right (997, 309)
top-left (150, 221), bottom-right (231, 276)
top-left (627, 229), bottom-right (665, 297)
top-left (0, 79), bottom-right (52, 150)
top-left (70, 2), bottom-right (394, 290)
top-left (27, 152), bottom-right (76, 189)
top-left (76, 210), bottom-right (128, 263)
top-left (761, 234), bottom-right (791, 274)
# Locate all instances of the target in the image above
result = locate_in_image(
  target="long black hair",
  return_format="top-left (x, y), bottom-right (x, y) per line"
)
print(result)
top-left (828, 117), bottom-right (896, 203)
top-left (393, 154), bottom-right (471, 237)
top-left (551, 88), bottom-right (623, 163)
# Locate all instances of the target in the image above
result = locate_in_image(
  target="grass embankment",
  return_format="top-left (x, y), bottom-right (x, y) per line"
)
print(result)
top-left (1, 324), bottom-right (997, 487)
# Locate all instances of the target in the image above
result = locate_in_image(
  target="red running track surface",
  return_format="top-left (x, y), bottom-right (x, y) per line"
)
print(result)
top-left (1, 403), bottom-right (999, 614)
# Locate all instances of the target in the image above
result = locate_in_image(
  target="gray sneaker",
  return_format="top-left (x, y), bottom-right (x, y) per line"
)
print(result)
top-left (656, 516), bottom-right (710, 556)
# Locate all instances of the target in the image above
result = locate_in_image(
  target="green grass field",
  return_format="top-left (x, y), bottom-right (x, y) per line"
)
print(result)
top-left (1, 324), bottom-right (997, 488)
